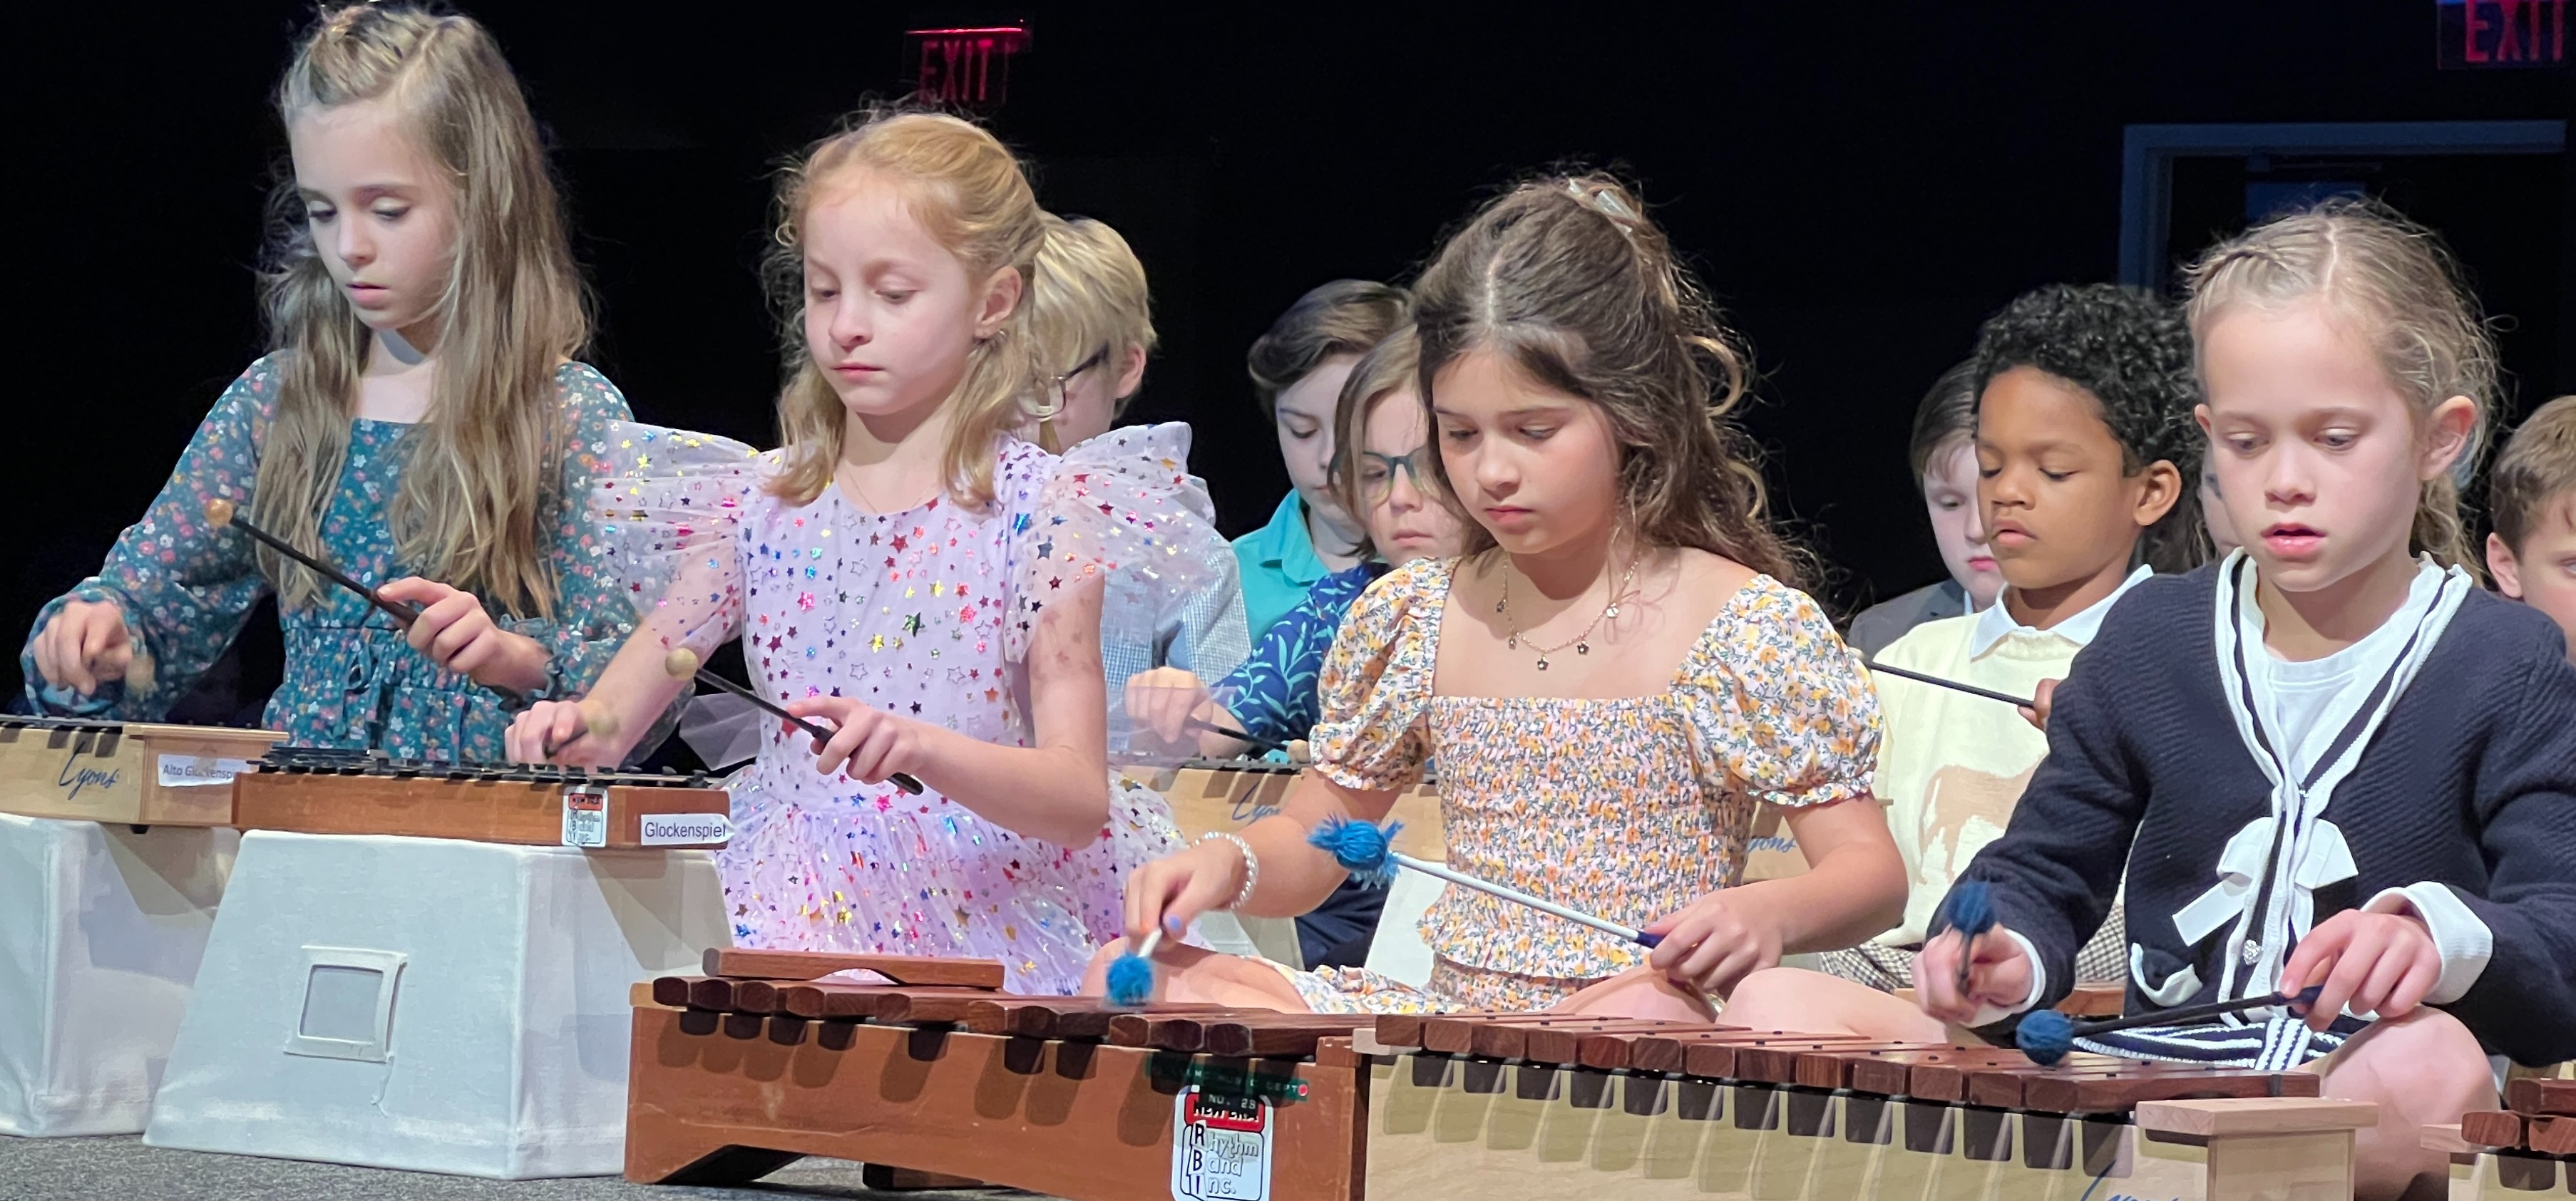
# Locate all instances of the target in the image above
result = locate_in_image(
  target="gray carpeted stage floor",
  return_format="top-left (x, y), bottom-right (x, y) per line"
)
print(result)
top-left (0, 1138), bottom-right (1062, 1201)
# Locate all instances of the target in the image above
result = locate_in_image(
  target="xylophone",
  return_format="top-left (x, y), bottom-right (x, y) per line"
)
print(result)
top-left (1359, 1014), bottom-right (2374, 1201)
top-left (621, 964), bottom-right (2374, 1200)
top-left (625, 950), bottom-right (1379, 1198)
top-left (0, 714), bottom-right (284, 825)
top-left (230, 746), bottom-right (733, 849)
top-left (2427, 1075), bottom-right (2574, 1196)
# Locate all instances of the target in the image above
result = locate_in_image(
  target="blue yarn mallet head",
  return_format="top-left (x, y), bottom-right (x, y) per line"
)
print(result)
top-left (1308, 815), bottom-right (1405, 887)
top-left (1939, 881), bottom-right (1996, 941)
top-left (2013, 1009), bottom-right (2079, 1066)
top-left (1104, 949), bottom-right (1155, 1007)
top-left (1104, 922), bottom-right (1174, 1007)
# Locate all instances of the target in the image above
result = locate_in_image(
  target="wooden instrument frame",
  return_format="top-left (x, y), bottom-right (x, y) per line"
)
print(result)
top-left (231, 754), bottom-right (729, 850)
top-left (0, 716), bottom-right (283, 825)
top-left (622, 976), bottom-right (2379, 1201)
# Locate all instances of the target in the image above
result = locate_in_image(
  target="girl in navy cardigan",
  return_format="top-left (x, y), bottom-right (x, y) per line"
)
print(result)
top-left (1914, 202), bottom-right (2576, 1201)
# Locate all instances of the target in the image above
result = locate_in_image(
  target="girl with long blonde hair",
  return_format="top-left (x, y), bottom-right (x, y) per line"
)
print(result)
top-left (1912, 200), bottom-right (2576, 1201)
top-left (509, 110), bottom-right (1226, 994)
top-left (24, 4), bottom-right (638, 762)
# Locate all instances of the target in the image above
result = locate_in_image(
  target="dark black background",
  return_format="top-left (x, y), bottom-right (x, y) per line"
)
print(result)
top-left (8, 2), bottom-right (2568, 712)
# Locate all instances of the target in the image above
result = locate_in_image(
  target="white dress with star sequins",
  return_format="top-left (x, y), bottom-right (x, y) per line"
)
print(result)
top-left (589, 423), bottom-right (1224, 993)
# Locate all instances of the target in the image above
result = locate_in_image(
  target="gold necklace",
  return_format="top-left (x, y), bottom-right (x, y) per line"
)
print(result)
top-left (1497, 557), bottom-right (1638, 671)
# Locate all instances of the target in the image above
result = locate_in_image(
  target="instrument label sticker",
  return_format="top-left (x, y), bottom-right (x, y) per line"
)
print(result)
top-left (560, 785), bottom-right (608, 848)
top-left (1171, 1086), bottom-right (1271, 1201)
top-left (638, 813), bottom-right (734, 847)
top-left (156, 753), bottom-right (256, 788)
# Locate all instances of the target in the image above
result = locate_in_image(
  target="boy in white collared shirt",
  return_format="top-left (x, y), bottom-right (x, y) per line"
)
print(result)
top-left (1727, 284), bottom-right (2200, 1030)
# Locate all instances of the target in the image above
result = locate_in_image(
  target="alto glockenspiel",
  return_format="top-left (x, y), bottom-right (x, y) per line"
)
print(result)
top-left (0, 714), bottom-right (283, 825)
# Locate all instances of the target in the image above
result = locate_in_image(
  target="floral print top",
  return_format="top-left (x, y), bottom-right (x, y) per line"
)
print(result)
top-left (1310, 557), bottom-right (1883, 981)
top-left (1216, 561), bottom-right (1388, 748)
top-left (20, 355), bottom-right (637, 763)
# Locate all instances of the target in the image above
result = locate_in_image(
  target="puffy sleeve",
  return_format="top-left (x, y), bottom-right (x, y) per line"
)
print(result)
top-left (1003, 423), bottom-right (1231, 664)
top-left (584, 421), bottom-right (769, 661)
top-left (495, 366), bottom-right (641, 699)
top-left (1675, 577), bottom-right (1882, 808)
top-left (21, 358), bottom-right (279, 718)
top-left (1308, 558), bottom-right (1446, 792)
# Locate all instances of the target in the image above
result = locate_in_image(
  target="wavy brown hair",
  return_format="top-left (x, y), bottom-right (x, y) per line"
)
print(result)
top-left (1412, 173), bottom-right (1805, 587)
top-left (2184, 197), bottom-right (2499, 576)
top-left (761, 109), bottom-right (1044, 508)
top-left (257, 4), bottom-right (587, 615)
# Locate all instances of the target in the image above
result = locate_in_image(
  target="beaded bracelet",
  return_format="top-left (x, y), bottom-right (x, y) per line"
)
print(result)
top-left (1197, 831), bottom-right (1259, 911)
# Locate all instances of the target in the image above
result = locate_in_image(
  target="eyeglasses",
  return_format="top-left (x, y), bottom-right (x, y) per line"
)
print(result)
top-left (1358, 446), bottom-right (1432, 502)
top-left (1045, 347), bottom-right (1108, 414)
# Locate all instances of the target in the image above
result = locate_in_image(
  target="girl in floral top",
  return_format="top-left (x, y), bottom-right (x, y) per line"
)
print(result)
top-left (22, 7), bottom-right (635, 763)
top-left (1090, 175), bottom-right (1906, 1016)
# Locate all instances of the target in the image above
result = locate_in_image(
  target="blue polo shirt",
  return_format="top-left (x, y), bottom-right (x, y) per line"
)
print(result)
top-left (1231, 490), bottom-right (1333, 638)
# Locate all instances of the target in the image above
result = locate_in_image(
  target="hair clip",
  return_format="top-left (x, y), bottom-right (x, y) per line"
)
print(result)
top-left (1564, 179), bottom-right (1638, 227)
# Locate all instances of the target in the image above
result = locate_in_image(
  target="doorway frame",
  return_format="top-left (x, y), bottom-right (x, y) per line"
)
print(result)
top-left (2117, 120), bottom-right (2566, 288)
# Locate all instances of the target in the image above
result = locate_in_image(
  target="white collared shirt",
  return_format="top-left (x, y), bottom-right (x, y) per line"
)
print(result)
top-left (1966, 564), bottom-right (2154, 659)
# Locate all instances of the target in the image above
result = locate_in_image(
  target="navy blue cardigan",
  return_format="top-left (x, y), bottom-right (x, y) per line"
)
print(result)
top-left (1950, 564), bottom-right (2576, 1066)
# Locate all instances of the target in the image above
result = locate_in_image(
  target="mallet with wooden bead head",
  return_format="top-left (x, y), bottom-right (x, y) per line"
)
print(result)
top-left (661, 647), bottom-right (924, 795)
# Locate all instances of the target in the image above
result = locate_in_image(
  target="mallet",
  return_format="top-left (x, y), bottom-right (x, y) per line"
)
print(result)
top-left (1309, 815), bottom-right (1663, 949)
top-left (662, 647), bottom-right (923, 795)
top-left (205, 498), bottom-right (533, 713)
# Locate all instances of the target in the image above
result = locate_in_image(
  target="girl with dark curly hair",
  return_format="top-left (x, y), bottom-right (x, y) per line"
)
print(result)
top-left (1723, 282), bottom-right (2200, 1031)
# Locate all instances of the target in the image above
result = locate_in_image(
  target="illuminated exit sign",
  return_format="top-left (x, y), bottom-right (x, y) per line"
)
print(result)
top-left (2437, 0), bottom-right (2568, 68)
top-left (906, 26), bottom-right (1031, 109)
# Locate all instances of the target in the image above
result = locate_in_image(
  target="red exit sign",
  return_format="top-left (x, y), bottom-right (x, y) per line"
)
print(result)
top-left (2438, 0), bottom-right (2568, 67)
top-left (906, 26), bottom-right (1031, 110)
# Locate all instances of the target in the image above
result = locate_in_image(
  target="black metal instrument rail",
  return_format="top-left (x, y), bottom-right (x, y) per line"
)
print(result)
top-left (255, 745), bottom-right (713, 789)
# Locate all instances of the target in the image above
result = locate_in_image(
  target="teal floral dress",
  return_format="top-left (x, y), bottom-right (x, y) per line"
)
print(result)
top-left (19, 355), bottom-right (637, 763)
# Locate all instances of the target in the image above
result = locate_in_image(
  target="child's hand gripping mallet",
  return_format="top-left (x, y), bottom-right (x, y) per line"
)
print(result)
top-left (1936, 880), bottom-right (1998, 1001)
top-left (661, 647), bottom-right (923, 795)
top-left (1308, 815), bottom-right (1663, 949)
top-left (205, 498), bottom-right (535, 713)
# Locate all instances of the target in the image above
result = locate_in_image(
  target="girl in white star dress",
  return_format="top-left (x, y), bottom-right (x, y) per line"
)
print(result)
top-left (509, 112), bottom-right (1217, 993)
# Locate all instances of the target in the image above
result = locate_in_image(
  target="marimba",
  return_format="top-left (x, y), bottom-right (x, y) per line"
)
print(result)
top-left (0, 714), bottom-right (283, 825)
top-left (626, 952), bottom-right (1377, 1198)
top-left (2429, 1076), bottom-right (2574, 1195)
top-left (1361, 1013), bottom-right (2374, 1201)
top-left (625, 977), bottom-right (2381, 1201)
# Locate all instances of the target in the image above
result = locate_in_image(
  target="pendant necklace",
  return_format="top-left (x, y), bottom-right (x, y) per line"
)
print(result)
top-left (1497, 557), bottom-right (1637, 671)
